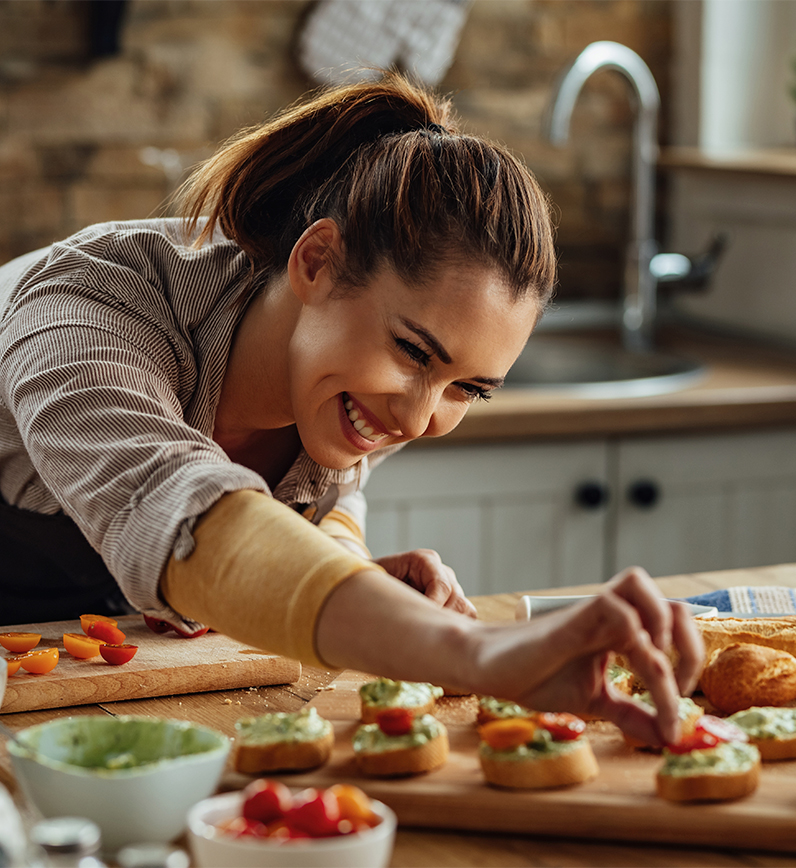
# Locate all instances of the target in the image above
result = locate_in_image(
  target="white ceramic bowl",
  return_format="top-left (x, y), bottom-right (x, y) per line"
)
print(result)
top-left (8, 715), bottom-right (230, 851)
top-left (187, 791), bottom-right (397, 868)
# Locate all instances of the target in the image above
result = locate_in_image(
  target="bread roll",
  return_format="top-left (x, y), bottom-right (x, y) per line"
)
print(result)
top-left (700, 642), bottom-right (796, 714)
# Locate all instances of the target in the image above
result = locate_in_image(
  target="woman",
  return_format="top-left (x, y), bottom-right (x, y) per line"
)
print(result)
top-left (0, 74), bottom-right (702, 746)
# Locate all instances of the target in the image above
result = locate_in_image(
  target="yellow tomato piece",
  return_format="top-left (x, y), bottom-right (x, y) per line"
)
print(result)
top-left (478, 717), bottom-right (538, 751)
top-left (17, 648), bottom-right (59, 674)
top-left (63, 632), bottom-right (105, 659)
top-left (327, 784), bottom-right (379, 826)
top-left (0, 632), bottom-right (41, 653)
top-left (5, 656), bottom-right (23, 676)
top-left (79, 613), bottom-right (118, 634)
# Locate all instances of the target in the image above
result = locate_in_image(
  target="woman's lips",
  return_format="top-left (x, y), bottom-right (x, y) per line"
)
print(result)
top-left (341, 392), bottom-right (388, 445)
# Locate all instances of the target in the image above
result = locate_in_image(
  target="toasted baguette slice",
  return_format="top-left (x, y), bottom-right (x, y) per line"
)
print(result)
top-left (354, 728), bottom-right (449, 777)
top-left (656, 742), bottom-right (761, 802)
top-left (359, 678), bottom-right (443, 724)
top-left (727, 707), bottom-right (796, 760)
top-left (233, 709), bottom-right (334, 774)
top-left (480, 738), bottom-right (598, 789)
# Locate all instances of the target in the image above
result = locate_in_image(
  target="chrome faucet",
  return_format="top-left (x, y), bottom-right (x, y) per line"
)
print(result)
top-left (547, 41), bottom-right (660, 353)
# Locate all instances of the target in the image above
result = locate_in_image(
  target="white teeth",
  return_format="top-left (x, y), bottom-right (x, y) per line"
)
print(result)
top-left (343, 395), bottom-right (387, 443)
top-left (345, 400), bottom-right (354, 410)
top-left (361, 426), bottom-right (374, 437)
top-left (349, 410), bottom-right (359, 421)
top-left (353, 419), bottom-right (366, 431)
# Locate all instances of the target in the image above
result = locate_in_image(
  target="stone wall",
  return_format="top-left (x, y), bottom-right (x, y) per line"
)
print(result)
top-left (0, 0), bottom-right (672, 301)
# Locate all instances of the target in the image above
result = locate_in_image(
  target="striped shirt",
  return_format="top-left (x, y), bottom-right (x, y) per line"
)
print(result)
top-left (0, 219), bottom-right (400, 623)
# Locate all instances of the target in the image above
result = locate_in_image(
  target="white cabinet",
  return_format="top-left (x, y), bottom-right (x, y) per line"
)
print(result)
top-left (363, 428), bottom-right (796, 596)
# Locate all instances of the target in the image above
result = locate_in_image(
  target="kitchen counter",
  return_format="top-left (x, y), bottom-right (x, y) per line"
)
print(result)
top-left (4, 563), bottom-right (796, 866)
top-left (434, 326), bottom-right (796, 445)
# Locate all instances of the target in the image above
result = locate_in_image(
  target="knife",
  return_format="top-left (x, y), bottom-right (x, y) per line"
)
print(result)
top-left (514, 595), bottom-right (719, 622)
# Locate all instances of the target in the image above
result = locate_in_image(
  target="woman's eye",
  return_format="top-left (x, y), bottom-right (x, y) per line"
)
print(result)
top-left (396, 338), bottom-right (431, 367)
top-left (457, 383), bottom-right (492, 403)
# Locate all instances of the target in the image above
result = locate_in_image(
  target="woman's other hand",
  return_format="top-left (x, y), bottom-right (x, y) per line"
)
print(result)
top-left (373, 549), bottom-right (477, 618)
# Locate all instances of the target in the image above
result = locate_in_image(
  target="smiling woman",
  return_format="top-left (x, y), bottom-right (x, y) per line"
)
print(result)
top-left (0, 73), bottom-right (702, 746)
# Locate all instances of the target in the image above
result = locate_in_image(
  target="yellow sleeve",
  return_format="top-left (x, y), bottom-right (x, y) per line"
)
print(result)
top-left (160, 490), bottom-right (385, 667)
top-left (317, 507), bottom-right (372, 558)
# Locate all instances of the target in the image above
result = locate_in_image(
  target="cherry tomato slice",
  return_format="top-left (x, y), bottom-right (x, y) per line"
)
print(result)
top-left (63, 632), bottom-right (105, 659)
top-left (173, 625), bottom-right (210, 639)
top-left (242, 779), bottom-right (293, 824)
top-left (143, 615), bottom-right (173, 634)
top-left (79, 613), bottom-right (118, 634)
top-left (0, 632), bottom-right (41, 653)
top-left (99, 644), bottom-right (138, 665)
top-left (696, 714), bottom-right (749, 744)
top-left (478, 717), bottom-right (539, 750)
top-left (5, 656), bottom-right (23, 676)
top-left (327, 784), bottom-right (380, 826)
top-left (376, 707), bottom-right (414, 736)
top-left (285, 788), bottom-right (341, 838)
top-left (15, 648), bottom-right (59, 674)
top-left (536, 712), bottom-right (587, 741)
top-left (86, 620), bottom-right (126, 645)
top-left (666, 730), bottom-right (720, 754)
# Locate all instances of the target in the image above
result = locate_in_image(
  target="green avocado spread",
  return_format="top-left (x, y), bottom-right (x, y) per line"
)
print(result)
top-left (353, 713), bottom-right (445, 754)
top-left (478, 725), bottom-right (582, 762)
top-left (235, 708), bottom-right (332, 745)
top-left (728, 707), bottom-right (796, 740)
top-left (660, 741), bottom-right (759, 777)
top-left (478, 696), bottom-right (533, 719)
top-left (634, 691), bottom-right (702, 722)
top-left (359, 677), bottom-right (443, 709)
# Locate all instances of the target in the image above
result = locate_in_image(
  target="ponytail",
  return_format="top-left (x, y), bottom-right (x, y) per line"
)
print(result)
top-left (179, 71), bottom-right (555, 306)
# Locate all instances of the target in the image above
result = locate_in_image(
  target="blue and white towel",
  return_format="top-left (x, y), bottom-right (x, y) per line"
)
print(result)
top-left (685, 586), bottom-right (796, 615)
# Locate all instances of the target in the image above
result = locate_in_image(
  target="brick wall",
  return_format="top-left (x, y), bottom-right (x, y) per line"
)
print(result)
top-left (0, 0), bottom-right (672, 301)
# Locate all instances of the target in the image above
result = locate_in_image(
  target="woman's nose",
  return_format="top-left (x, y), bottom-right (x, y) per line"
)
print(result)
top-left (391, 387), bottom-right (456, 441)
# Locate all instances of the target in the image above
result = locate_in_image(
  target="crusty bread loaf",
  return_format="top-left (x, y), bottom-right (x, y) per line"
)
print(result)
top-left (700, 642), bottom-right (796, 714)
top-left (354, 729), bottom-right (449, 777)
top-left (697, 616), bottom-right (796, 662)
top-left (656, 760), bottom-right (760, 802)
top-left (480, 738), bottom-right (599, 789)
top-left (235, 730), bottom-right (334, 774)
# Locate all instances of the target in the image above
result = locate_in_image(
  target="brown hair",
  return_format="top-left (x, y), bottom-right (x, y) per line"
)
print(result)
top-left (179, 72), bottom-right (556, 305)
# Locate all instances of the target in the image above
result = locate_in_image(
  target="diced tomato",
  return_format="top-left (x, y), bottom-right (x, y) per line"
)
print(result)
top-left (376, 707), bottom-right (414, 736)
top-left (285, 788), bottom-right (341, 838)
top-left (5, 656), bottom-right (23, 676)
top-left (216, 816), bottom-right (270, 838)
top-left (15, 648), bottom-right (59, 674)
top-left (327, 784), bottom-right (380, 827)
top-left (79, 614), bottom-right (118, 634)
top-left (143, 615), bottom-right (173, 634)
top-left (0, 633), bottom-right (41, 653)
top-left (536, 712), bottom-right (587, 741)
top-left (242, 779), bottom-right (293, 825)
top-left (696, 714), bottom-right (748, 744)
top-left (99, 644), bottom-right (138, 665)
top-left (63, 632), bottom-right (105, 659)
top-left (85, 620), bottom-right (126, 645)
top-left (478, 717), bottom-right (538, 751)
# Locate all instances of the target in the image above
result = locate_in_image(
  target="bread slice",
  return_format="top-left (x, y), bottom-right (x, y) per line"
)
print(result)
top-left (359, 678), bottom-right (443, 724)
top-left (656, 742), bottom-right (761, 802)
top-left (353, 716), bottom-right (449, 777)
top-left (476, 696), bottom-right (534, 725)
top-left (700, 643), bottom-right (796, 714)
top-left (480, 738), bottom-right (598, 789)
top-left (233, 709), bottom-right (334, 774)
top-left (727, 707), bottom-right (796, 760)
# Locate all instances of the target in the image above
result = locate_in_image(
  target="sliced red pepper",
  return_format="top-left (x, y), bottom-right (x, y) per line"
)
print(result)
top-left (536, 712), bottom-right (586, 740)
top-left (99, 644), bottom-right (138, 665)
top-left (376, 707), bottom-right (415, 736)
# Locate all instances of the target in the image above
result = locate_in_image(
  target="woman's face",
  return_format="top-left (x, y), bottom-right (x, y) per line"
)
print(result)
top-left (286, 245), bottom-right (540, 470)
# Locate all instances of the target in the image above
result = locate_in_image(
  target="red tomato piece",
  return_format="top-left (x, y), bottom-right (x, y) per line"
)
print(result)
top-left (172, 625), bottom-right (210, 639)
top-left (143, 615), bottom-right (173, 634)
top-left (696, 714), bottom-right (748, 744)
top-left (63, 632), bottom-right (105, 659)
top-left (86, 620), bottom-right (126, 645)
top-left (666, 730), bottom-right (720, 754)
top-left (285, 788), bottom-right (341, 838)
top-left (99, 644), bottom-right (138, 665)
top-left (536, 712), bottom-right (586, 740)
top-left (242, 779), bottom-right (293, 825)
top-left (79, 614), bottom-right (118, 634)
top-left (0, 633), bottom-right (41, 653)
top-left (376, 707), bottom-right (415, 736)
top-left (16, 648), bottom-right (59, 674)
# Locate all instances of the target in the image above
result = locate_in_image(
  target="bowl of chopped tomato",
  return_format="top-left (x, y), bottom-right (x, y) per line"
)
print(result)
top-left (187, 779), bottom-right (396, 868)
top-left (7, 715), bottom-right (229, 851)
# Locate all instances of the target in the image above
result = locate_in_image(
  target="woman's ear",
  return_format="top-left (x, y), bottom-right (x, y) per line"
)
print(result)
top-left (287, 218), bottom-right (343, 305)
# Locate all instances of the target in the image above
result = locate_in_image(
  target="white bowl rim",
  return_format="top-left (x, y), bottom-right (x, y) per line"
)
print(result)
top-left (8, 714), bottom-right (230, 778)
top-left (188, 790), bottom-right (397, 851)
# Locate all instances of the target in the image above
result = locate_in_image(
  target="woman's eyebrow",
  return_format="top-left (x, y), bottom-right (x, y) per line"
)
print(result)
top-left (401, 318), bottom-right (452, 364)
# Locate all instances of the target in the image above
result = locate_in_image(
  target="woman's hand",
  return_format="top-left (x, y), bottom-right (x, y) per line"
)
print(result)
top-left (373, 549), bottom-right (477, 618)
top-left (471, 567), bottom-right (705, 747)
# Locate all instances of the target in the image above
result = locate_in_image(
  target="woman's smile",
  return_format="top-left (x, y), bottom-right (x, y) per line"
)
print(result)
top-left (340, 392), bottom-right (389, 448)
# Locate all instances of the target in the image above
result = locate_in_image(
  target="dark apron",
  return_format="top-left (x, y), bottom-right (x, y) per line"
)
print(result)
top-left (0, 498), bottom-right (136, 627)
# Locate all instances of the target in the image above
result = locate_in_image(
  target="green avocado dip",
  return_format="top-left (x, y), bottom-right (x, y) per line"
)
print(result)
top-left (235, 708), bottom-right (331, 745)
top-left (478, 725), bottom-right (581, 762)
top-left (359, 678), bottom-right (443, 709)
top-left (353, 714), bottom-right (445, 754)
top-left (727, 707), bottom-right (796, 740)
top-left (478, 696), bottom-right (533, 719)
top-left (660, 741), bottom-right (759, 777)
top-left (634, 691), bottom-right (702, 722)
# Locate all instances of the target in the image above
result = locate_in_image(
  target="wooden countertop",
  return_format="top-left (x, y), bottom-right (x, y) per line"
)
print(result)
top-left (432, 327), bottom-right (796, 445)
top-left (4, 563), bottom-right (796, 866)
top-left (661, 146), bottom-right (796, 180)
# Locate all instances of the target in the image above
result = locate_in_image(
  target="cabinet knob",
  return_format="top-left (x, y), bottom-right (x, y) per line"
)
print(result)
top-left (574, 481), bottom-right (609, 510)
top-left (628, 479), bottom-right (661, 508)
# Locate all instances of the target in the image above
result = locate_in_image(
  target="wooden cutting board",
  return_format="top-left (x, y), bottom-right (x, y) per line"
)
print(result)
top-left (231, 671), bottom-right (796, 853)
top-left (0, 615), bottom-right (301, 714)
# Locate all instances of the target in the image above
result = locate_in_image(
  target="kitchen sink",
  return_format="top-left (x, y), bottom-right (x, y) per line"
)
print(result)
top-left (503, 333), bottom-right (706, 398)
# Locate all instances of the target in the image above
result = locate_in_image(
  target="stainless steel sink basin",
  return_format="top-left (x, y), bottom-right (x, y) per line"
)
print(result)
top-left (504, 334), bottom-right (706, 398)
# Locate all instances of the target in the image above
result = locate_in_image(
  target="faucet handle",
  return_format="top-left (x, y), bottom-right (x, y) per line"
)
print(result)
top-left (651, 232), bottom-right (729, 293)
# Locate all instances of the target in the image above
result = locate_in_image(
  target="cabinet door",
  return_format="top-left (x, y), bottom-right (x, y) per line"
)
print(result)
top-left (613, 429), bottom-right (796, 578)
top-left (363, 441), bottom-right (610, 596)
